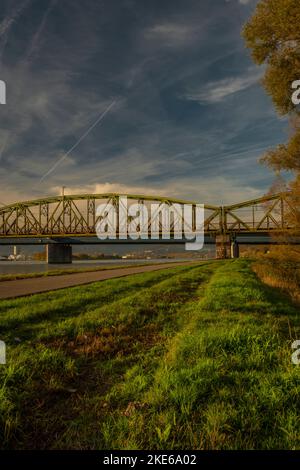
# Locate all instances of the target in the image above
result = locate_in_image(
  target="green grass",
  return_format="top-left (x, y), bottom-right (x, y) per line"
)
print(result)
top-left (0, 259), bottom-right (299, 449)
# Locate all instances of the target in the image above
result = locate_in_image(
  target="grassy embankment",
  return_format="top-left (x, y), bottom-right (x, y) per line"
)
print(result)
top-left (0, 259), bottom-right (299, 449)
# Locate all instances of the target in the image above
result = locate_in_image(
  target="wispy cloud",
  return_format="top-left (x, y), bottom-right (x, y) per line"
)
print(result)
top-left (225, 0), bottom-right (254, 5)
top-left (0, 0), bottom-right (286, 208)
top-left (144, 21), bottom-right (203, 48)
top-left (0, 0), bottom-right (32, 37)
top-left (51, 174), bottom-right (263, 207)
top-left (38, 100), bottom-right (117, 184)
top-left (0, 132), bottom-right (9, 162)
top-left (183, 68), bottom-right (263, 104)
top-left (24, 0), bottom-right (58, 64)
top-left (146, 23), bottom-right (191, 44)
top-left (0, 0), bottom-right (32, 61)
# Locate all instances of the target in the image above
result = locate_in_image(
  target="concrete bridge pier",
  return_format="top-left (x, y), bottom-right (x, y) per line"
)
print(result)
top-left (46, 244), bottom-right (72, 264)
top-left (215, 235), bottom-right (240, 259)
top-left (215, 234), bottom-right (231, 259)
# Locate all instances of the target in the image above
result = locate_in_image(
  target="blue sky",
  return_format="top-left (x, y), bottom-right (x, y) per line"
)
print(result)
top-left (0, 0), bottom-right (289, 206)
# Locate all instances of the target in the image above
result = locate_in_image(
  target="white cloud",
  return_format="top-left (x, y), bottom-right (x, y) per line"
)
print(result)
top-left (0, 60), bottom-right (117, 179)
top-left (144, 22), bottom-right (200, 48)
top-left (51, 182), bottom-right (168, 198)
top-left (147, 23), bottom-right (189, 38)
top-left (0, 175), bottom-right (263, 214)
top-left (183, 68), bottom-right (263, 104)
top-left (50, 175), bottom-right (263, 207)
top-left (225, 0), bottom-right (253, 4)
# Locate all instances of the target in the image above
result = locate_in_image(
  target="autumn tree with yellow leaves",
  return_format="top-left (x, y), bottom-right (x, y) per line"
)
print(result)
top-left (243, 0), bottom-right (300, 258)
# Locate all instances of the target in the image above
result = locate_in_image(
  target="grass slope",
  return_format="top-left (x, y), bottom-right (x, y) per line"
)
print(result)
top-left (0, 260), bottom-right (299, 449)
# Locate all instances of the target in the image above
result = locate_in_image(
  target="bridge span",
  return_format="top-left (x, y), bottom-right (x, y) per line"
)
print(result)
top-left (0, 192), bottom-right (294, 262)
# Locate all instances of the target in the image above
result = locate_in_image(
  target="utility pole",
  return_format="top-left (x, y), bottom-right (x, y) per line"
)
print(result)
top-left (62, 186), bottom-right (66, 231)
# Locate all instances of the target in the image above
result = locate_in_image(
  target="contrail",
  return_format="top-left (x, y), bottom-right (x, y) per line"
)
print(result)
top-left (0, 0), bottom-right (33, 37)
top-left (0, 134), bottom-right (8, 162)
top-left (38, 100), bottom-right (117, 184)
top-left (0, 0), bottom-right (33, 61)
top-left (25, 0), bottom-right (58, 63)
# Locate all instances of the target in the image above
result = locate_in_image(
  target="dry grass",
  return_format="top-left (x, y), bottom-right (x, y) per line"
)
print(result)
top-left (252, 247), bottom-right (300, 303)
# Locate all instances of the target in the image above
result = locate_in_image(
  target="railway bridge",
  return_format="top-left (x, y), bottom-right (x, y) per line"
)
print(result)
top-left (0, 192), bottom-right (295, 263)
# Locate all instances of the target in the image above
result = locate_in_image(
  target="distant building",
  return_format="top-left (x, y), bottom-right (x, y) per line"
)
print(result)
top-left (8, 253), bottom-right (25, 261)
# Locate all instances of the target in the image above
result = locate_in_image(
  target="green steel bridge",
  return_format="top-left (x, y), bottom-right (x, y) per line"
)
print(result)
top-left (0, 191), bottom-right (295, 262)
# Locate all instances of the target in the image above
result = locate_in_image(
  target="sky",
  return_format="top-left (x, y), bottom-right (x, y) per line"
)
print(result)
top-left (0, 0), bottom-right (289, 206)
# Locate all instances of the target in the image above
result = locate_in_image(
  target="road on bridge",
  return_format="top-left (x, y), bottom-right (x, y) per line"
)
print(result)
top-left (0, 262), bottom-right (197, 300)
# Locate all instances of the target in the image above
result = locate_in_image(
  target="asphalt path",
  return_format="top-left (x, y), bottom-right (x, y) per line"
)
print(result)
top-left (0, 262), bottom-right (196, 300)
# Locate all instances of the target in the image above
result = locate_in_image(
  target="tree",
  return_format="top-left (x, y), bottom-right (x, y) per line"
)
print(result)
top-left (243, 0), bottom-right (300, 116)
top-left (243, 0), bottom-right (300, 253)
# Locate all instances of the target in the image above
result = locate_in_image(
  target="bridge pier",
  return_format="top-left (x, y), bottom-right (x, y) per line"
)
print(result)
top-left (215, 234), bottom-right (231, 259)
top-left (46, 244), bottom-right (72, 264)
top-left (215, 235), bottom-right (240, 259)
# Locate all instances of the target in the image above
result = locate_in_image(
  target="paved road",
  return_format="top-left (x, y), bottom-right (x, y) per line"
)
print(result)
top-left (0, 262), bottom-right (196, 300)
